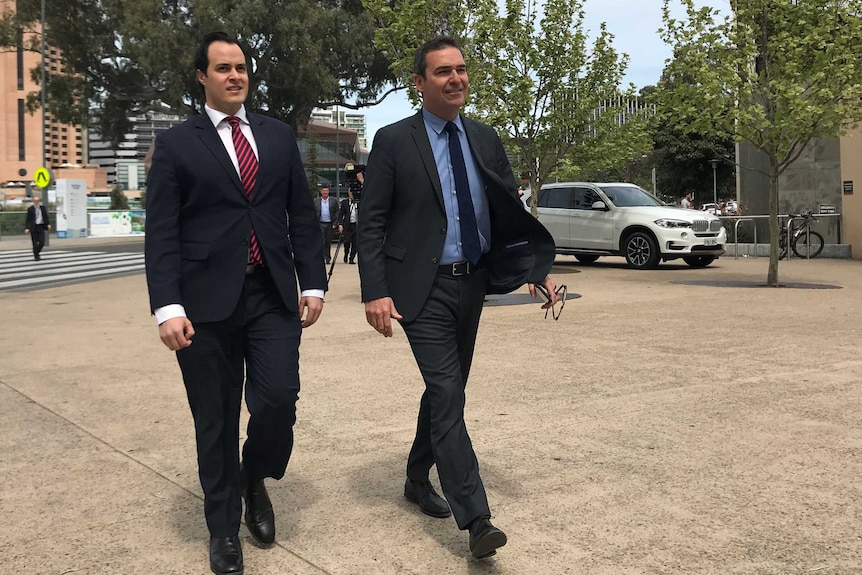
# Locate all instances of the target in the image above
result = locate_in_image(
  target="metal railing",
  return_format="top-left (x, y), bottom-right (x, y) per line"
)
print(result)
top-left (718, 212), bottom-right (841, 259)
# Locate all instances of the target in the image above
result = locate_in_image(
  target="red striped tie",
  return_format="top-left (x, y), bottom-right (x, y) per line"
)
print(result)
top-left (227, 116), bottom-right (263, 266)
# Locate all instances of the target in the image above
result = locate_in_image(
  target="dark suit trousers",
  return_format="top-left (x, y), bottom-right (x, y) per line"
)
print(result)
top-left (320, 222), bottom-right (334, 260)
top-left (176, 268), bottom-right (302, 537)
top-left (29, 226), bottom-right (46, 256)
top-left (341, 222), bottom-right (357, 262)
top-left (400, 268), bottom-right (491, 530)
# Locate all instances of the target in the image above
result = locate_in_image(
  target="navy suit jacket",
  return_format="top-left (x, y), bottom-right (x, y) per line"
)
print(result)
top-left (358, 111), bottom-right (555, 322)
top-left (145, 112), bottom-right (326, 322)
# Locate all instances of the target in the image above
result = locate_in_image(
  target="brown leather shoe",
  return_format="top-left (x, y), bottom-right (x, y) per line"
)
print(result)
top-left (404, 478), bottom-right (452, 518)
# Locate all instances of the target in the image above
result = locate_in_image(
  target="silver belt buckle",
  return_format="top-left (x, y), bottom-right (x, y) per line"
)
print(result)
top-left (452, 261), bottom-right (469, 276)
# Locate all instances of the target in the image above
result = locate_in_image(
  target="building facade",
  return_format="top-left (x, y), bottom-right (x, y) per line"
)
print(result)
top-left (0, 1), bottom-right (83, 184)
top-left (310, 107), bottom-right (368, 149)
top-left (88, 108), bottom-right (184, 187)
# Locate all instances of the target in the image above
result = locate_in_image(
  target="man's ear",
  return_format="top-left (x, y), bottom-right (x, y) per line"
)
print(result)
top-left (196, 69), bottom-right (206, 88)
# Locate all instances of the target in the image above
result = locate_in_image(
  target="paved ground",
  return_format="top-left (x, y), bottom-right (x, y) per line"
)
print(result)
top-left (1, 239), bottom-right (860, 574)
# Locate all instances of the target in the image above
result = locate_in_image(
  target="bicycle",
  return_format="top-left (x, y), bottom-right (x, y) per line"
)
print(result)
top-left (779, 210), bottom-right (824, 259)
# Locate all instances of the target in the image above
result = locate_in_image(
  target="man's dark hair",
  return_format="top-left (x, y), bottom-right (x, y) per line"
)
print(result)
top-left (194, 31), bottom-right (244, 75)
top-left (413, 36), bottom-right (462, 78)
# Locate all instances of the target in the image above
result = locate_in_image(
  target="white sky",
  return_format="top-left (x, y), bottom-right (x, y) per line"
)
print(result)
top-left (361, 0), bottom-right (727, 148)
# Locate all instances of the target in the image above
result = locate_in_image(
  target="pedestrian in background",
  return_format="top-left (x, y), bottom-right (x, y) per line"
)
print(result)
top-left (24, 196), bottom-right (51, 261)
top-left (314, 187), bottom-right (339, 264)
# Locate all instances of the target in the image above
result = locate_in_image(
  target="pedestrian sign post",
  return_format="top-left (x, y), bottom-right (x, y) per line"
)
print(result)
top-left (34, 167), bottom-right (52, 189)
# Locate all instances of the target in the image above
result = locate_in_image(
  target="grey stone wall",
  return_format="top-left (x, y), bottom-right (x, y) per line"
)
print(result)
top-left (738, 139), bottom-right (843, 243)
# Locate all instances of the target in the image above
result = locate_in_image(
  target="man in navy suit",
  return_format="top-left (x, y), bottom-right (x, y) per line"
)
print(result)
top-left (358, 37), bottom-right (560, 559)
top-left (24, 196), bottom-right (51, 260)
top-left (145, 31), bottom-right (326, 575)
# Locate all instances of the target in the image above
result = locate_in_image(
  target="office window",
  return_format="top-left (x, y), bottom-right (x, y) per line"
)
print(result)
top-left (17, 29), bottom-right (24, 90)
top-left (18, 99), bottom-right (25, 160)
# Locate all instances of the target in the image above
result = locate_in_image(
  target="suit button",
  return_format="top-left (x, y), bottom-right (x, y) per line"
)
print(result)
top-left (440, 228), bottom-right (446, 234)
top-left (242, 239), bottom-right (249, 246)
top-left (432, 257), bottom-right (439, 264)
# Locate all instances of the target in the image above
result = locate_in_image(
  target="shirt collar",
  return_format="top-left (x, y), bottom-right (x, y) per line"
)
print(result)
top-left (204, 104), bottom-right (249, 128)
top-left (422, 108), bottom-right (464, 135)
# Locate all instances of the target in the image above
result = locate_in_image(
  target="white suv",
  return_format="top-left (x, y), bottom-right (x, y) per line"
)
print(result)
top-left (527, 182), bottom-right (726, 269)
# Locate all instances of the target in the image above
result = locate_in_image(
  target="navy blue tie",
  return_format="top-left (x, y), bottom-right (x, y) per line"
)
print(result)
top-left (444, 121), bottom-right (482, 265)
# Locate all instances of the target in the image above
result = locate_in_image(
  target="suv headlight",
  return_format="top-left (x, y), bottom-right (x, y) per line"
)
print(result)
top-left (654, 219), bottom-right (693, 228)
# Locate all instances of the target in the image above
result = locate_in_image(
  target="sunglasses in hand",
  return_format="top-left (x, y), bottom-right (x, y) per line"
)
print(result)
top-left (535, 283), bottom-right (568, 320)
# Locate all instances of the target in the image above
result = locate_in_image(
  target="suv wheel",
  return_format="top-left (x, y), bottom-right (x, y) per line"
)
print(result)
top-left (624, 232), bottom-right (660, 269)
top-left (683, 255), bottom-right (716, 268)
top-left (575, 255), bottom-right (600, 264)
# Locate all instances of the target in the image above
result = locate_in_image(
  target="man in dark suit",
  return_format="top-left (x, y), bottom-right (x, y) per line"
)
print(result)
top-left (145, 32), bottom-right (326, 575)
top-left (357, 36), bottom-right (560, 560)
top-left (313, 186), bottom-right (339, 263)
top-left (336, 189), bottom-right (359, 264)
top-left (24, 196), bottom-right (51, 261)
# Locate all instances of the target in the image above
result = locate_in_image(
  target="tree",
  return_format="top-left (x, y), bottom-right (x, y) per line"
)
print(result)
top-left (364, 0), bottom-right (645, 216)
top-left (0, 0), bottom-right (395, 146)
top-left (109, 185), bottom-right (129, 210)
top-left (659, 0), bottom-right (862, 286)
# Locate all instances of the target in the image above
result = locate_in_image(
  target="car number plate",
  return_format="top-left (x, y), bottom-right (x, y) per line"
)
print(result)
top-left (703, 238), bottom-right (717, 246)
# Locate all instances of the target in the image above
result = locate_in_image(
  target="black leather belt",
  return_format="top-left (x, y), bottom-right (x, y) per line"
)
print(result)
top-left (438, 261), bottom-right (479, 277)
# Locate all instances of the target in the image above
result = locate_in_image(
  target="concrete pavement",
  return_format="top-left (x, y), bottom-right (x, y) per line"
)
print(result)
top-left (1, 251), bottom-right (861, 574)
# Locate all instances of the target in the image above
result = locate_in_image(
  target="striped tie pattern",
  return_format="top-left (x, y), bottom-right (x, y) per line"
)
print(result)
top-left (227, 116), bottom-right (263, 266)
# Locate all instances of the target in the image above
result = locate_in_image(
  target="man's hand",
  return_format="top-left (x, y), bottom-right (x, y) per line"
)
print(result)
top-left (365, 297), bottom-right (403, 337)
top-left (528, 276), bottom-right (560, 309)
top-left (159, 317), bottom-right (195, 351)
top-left (299, 296), bottom-right (324, 328)
top-left (24, 229), bottom-right (30, 234)
top-left (338, 225), bottom-right (344, 233)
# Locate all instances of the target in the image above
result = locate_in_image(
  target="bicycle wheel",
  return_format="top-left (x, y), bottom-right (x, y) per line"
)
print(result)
top-left (792, 231), bottom-right (824, 258)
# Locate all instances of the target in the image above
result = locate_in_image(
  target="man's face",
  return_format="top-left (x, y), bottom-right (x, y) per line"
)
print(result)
top-left (196, 41), bottom-right (248, 115)
top-left (33, 197), bottom-right (40, 206)
top-left (413, 46), bottom-right (468, 121)
top-left (321, 188), bottom-right (329, 199)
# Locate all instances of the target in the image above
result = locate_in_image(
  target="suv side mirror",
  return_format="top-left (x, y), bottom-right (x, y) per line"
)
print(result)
top-left (591, 200), bottom-right (608, 210)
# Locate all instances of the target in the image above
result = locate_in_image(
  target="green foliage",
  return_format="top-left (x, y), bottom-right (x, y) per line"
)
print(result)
top-left (1, 0), bottom-right (395, 146)
top-left (658, 0), bottom-right (862, 285)
top-left (364, 0), bottom-right (646, 216)
top-left (109, 186), bottom-right (129, 210)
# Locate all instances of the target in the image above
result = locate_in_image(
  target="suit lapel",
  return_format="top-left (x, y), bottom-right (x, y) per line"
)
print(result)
top-left (409, 111), bottom-right (445, 211)
top-left (246, 112), bottom-right (267, 198)
top-left (462, 115), bottom-right (507, 195)
top-left (193, 114), bottom-right (244, 195)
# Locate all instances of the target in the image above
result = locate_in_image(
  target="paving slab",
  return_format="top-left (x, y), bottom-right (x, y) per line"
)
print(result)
top-left (1, 253), bottom-right (860, 574)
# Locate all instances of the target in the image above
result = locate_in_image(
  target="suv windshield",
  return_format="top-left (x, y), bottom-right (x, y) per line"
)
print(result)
top-left (599, 185), bottom-right (665, 207)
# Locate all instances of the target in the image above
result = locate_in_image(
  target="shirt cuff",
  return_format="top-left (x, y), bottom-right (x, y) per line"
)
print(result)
top-left (155, 304), bottom-right (187, 325)
top-left (301, 289), bottom-right (325, 299)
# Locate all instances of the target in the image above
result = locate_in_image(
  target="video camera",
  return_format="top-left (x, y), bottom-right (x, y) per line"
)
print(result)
top-left (344, 163), bottom-right (366, 201)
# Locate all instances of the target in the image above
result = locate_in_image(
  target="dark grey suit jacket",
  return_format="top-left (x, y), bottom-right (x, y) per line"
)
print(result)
top-left (357, 111), bottom-right (555, 322)
top-left (145, 112), bottom-right (326, 323)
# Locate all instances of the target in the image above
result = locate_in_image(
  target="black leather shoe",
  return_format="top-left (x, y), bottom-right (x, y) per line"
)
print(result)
top-left (209, 536), bottom-right (243, 575)
top-left (343, 257), bottom-right (348, 263)
top-left (469, 516), bottom-right (507, 559)
top-left (241, 473), bottom-right (276, 547)
top-left (404, 478), bottom-right (452, 518)
top-left (349, 259), bottom-right (356, 264)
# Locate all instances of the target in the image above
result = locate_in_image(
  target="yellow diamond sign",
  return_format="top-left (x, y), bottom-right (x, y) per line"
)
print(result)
top-left (34, 167), bottom-right (52, 189)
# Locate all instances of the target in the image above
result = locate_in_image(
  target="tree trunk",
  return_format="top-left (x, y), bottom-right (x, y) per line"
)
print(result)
top-left (530, 175), bottom-right (540, 218)
top-left (766, 158), bottom-right (780, 286)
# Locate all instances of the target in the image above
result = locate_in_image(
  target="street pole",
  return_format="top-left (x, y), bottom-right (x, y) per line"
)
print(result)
top-left (709, 159), bottom-right (719, 213)
top-left (40, 0), bottom-right (50, 245)
top-left (651, 166), bottom-right (657, 195)
top-left (334, 106), bottom-right (340, 200)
